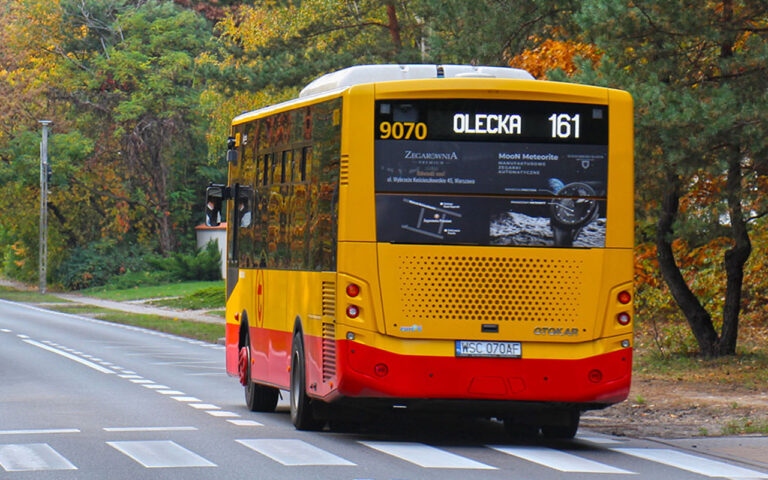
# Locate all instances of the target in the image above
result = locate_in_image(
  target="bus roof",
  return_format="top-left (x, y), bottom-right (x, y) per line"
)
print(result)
top-left (232, 64), bottom-right (536, 125)
top-left (299, 64), bottom-right (534, 98)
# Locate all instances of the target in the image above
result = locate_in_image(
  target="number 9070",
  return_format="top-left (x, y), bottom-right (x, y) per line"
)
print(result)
top-left (378, 121), bottom-right (428, 140)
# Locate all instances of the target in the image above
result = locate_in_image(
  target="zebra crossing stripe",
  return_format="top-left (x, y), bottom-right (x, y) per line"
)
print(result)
top-left (360, 441), bottom-right (496, 469)
top-left (107, 441), bottom-right (216, 468)
top-left (489, 445), bottom-right (634, 474)
top-left (614, 448), bottom-right (768, 478)
top-left (0, 443), bottom-right (77, 471)
top-left (237, 439), bottom-right (355, 466)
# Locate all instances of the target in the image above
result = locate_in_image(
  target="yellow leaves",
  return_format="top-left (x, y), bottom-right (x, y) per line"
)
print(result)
top-left (510, 37), bottom-right (602, 79)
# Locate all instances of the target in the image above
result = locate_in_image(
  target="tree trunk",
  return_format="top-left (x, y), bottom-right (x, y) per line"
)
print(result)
top-left (720, 154), bottom-right (751, 355)
top-left (716, 0), bottom-right (749, 356)
top-left (385, 2), bottom-right (402, 53)
top-left (655, 172), bottom-right (719, 357)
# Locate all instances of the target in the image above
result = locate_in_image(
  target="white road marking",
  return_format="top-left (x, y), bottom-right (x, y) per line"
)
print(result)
top-left (119, 374), bottom-right (143, 379)
top-left (490, 445), bottom-right (634, 474)
top-left (577, 435), bottom-right (624, 445)
top-left (237, 439), bottom-right (355, 466)
top-left (171, 396), bottom-right (202, 403)
top-left (103, 427), bottom-right (198, 432)
top-left (142, 384), bottom-right (170, 389)
top-left (0, 328), bottom-right (11, 333)
top-left (360, 441), bottom-right (496, 469)
top-left (0, 429), bottom-right (80, 436)
top-left (156, 390), bottom-right (185, 395)
top-left (614, 448), bottom-right (768, 478)
top-left (0, 443), bottom-right (77, 471)
top-left (227, 420), bottom-right (263, 427)
top-left (22, 340), bottom-right (114, 374)
top-left (205, 411), bottom-right (239, 418)
top-left (107, 440), bottom-right (216, 468)
top-left (130, 379), bottom-right (154, 384)
top-left (188, 404), bottom-right (220, 410)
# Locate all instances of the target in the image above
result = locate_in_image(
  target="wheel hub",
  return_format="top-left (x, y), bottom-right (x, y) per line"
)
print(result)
top-left (238, 346), bottom-right (249, 386)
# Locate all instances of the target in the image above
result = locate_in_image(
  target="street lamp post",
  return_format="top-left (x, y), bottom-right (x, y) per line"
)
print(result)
top-left (39, 120), bottom-right (51, 294)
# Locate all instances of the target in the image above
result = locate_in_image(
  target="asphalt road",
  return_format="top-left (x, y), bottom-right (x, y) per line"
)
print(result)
top-left (1, 298), bottom-right (767, 480)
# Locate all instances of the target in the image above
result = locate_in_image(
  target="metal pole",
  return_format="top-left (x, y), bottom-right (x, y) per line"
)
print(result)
top-left (39, 120), bottom-right (51, 294)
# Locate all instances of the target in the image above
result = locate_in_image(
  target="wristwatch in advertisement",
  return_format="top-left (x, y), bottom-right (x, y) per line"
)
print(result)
top-left (549, 182), bottom-right (599, 246)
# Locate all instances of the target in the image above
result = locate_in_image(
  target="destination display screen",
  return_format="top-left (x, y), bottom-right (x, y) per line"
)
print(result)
top-left (374, 99), bottom-right (609, 248)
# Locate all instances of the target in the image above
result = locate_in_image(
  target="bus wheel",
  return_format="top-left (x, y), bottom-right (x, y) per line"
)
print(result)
top-left (541, 410), bottom-right (580, 439)
top-left (290, 332), bottom-right (325, 431)
top-left (503, 418), bottom-right (539, 438)
top-left (241, 333), bottom-right (279, 412)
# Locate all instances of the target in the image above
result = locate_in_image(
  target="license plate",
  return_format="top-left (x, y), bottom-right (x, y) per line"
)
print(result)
top-left (455, 341), bottom-right (522, 358)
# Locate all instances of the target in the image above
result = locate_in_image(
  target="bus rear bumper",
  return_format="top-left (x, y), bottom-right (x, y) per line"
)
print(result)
top-left (337, 340), bottom-right (631, 408)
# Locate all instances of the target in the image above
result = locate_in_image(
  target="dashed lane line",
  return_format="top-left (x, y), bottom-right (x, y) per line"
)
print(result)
top-left (22, 339), bottom-right (115, 374)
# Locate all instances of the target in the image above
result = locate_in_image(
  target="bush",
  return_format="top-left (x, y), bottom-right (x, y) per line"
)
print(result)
top-left (146, 241), bottom-right (221, 282)
top-left (55, 240), bottom-right (221, 290)
top-left (54, 240), bottom-right (151, 290)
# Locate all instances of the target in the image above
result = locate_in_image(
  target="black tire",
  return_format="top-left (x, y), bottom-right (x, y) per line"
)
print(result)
top-left (503, 418), bottom-right (539, 439)
top-left (290, 331), bottom-right (325, 431)
top-left (541, 410), bottom-right (580, 439)
top-left (243, 331), bottom-right (279, 412)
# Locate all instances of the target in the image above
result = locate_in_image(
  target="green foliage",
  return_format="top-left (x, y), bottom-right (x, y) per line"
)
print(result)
top-left (54, 239), bottom-right (152, 290)
top-left (416, 0), bottom-right (577, 65)
top-left (146, 241), bottom-right (221, 282)
top-left (55, 238), bottom-right (220, 290)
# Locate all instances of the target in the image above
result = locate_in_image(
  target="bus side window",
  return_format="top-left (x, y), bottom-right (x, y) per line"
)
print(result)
top-left (301, 146), bottom-right (311, 182)
top-left (262, 154), bottom-right (270, 186)
top-left (270, 153), bottom-right (279, 185)
top-left (281, 150), bottom-right (290, 184)
top-left (292, 149), bottom-right (300, 183)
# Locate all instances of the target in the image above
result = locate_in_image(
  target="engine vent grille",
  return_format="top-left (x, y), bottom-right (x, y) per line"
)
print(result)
top-left (396, 255), bottom-right (585, 324)
top-left (322, 281), bottom-right (336, 317)
top-left (322, 322), bottom-right (336, 381)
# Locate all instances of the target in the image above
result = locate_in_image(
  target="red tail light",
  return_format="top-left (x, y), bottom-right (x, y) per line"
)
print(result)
top-left (618, 291), bottom-right (632, 304)
top-left (346, 305), bottom-right (360, 318)
top-left (346, 283), bottom-right (360, 297)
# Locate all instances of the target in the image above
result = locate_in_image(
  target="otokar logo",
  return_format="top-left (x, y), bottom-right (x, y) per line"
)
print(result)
top-left (400, 324), bottom-right (423, 333)
top-left (533, 327), bottom-right (579, 337)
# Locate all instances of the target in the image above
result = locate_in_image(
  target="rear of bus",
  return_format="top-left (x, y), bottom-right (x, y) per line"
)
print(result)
top-left (328, 66), bottom-right (634, 435)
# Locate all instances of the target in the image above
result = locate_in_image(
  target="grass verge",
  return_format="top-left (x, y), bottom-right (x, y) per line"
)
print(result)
top-left (721, 417), bottom-right (768, 435)
top-left (80, 281), bottom-right (224, 302)
top-left (47, 304), bottom-right (224, 344)
top-left (149, 285), bottom-right (225, 310)
top-left (0, 286), bottom-right (72, 304)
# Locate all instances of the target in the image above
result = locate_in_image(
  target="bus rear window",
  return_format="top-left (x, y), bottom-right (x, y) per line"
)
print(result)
top-left (374, 99), bottom-right (608, 248)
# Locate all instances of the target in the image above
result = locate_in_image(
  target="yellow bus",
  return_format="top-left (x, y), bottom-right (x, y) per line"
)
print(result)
top-left (206, 64), bottom-right (634, 438)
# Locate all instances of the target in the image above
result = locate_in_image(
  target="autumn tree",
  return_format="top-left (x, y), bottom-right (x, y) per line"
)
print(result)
top-left (569, 0), bottom-right (768, 357)
top-left (415, 0), bottom-right (578, 66)
top-left (49, 0), bottom-right (213, 254)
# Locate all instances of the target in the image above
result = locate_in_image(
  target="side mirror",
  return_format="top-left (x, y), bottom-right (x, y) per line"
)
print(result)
top-left (227, 149), bottom-right (238, 164)
top-left (205, 185), bottom-right (224, 227)
top-left (227, 136), bottom-right (238, 164)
